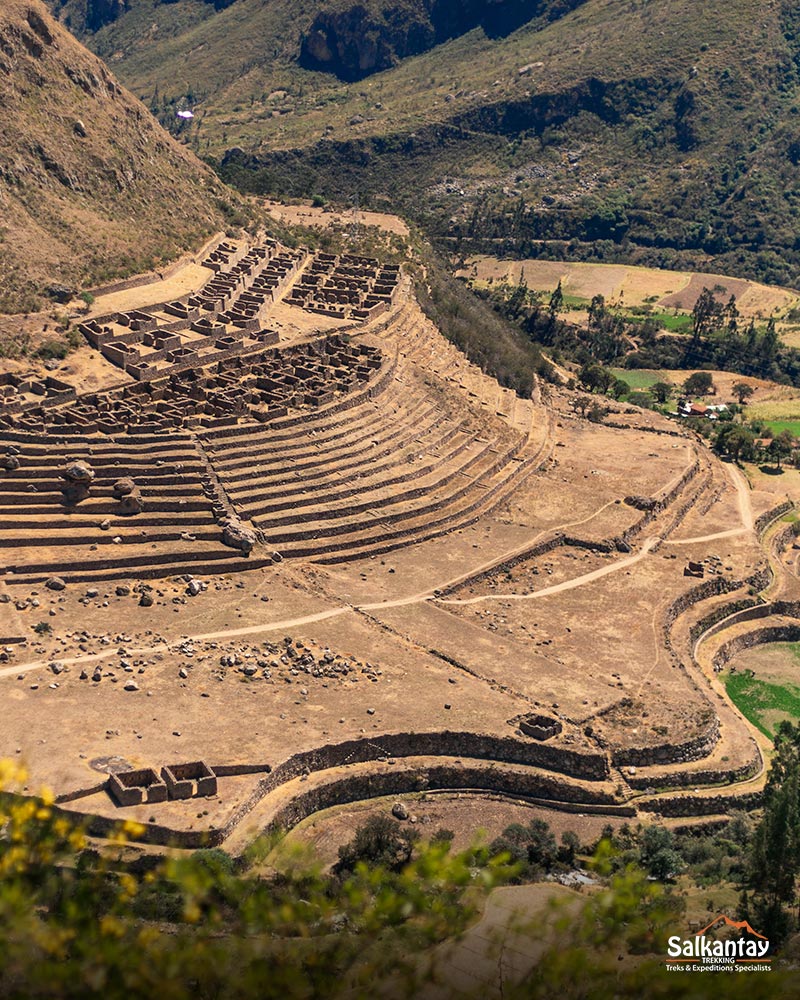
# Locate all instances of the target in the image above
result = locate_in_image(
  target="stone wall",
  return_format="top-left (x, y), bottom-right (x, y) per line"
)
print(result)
top-left (688, 599), bottom-right (766, 646)
top-left (755, 499), bottom-right (794, 537)
top-left (712, 624), bottom-right (800, 672)
top-left (610, 721), bottom-right (720, 769)
top-left (638, 789), bottom-right (762, 817)
top-left (624, 748), bottom-right (761, 790)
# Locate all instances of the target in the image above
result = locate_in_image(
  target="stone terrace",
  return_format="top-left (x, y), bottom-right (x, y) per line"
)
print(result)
top-left (0, 269), bottom-right (539, 581)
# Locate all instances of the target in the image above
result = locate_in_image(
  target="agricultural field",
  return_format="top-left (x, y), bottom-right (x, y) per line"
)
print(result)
top-left (723, 643), bottom-right (800, 738)
top-left (608, 368), bottom-right (670, 391)
top-left (460, 257), bottom-right (799, 322)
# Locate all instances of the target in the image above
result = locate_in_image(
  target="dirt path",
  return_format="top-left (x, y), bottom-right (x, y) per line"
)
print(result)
top-left (665, 527), bottom-right (749, 545)
top-left (0, 497), bottom-right (645, 679)
top-left (726, 462), bottom-right (754, 531)
top-left (437, 537), bottom-right (659, 607)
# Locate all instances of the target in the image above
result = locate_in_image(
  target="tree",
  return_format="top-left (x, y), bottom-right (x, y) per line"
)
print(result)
top-left (650, 381), bottom-right (673, 404)
top-left (0, 762), bottom-right (516, 999)
top-left (558, 831), bottom-right (581, 867)
top-left (683, 371), bottom-right (715, 396)
top-left (768, 429), bottom-right (794, 470)
top-left (587, 401), bottom-right (608, 423)
top-left (715, 423), bottom-right (755, 464)
top-left (748, 722), bottom-right (800, 941)
top-left (610, 377), bottom-right (630, 400)
top-left (334, 815), bottom-right (419, 874)
top-left (578, 363), bottom-right (613, 394)
top-left (639, 826), bottom-right (684, 881)
top-left (571, 395), bottom-right (592, 418)
top-left (690, 287), bottom-right (726, 349)
top-left (549, 279), bottom-right (564, 316)
top-left (731, 381), bottom-right (755, 405)
top-left (761, 318), bottom-right (780, 362)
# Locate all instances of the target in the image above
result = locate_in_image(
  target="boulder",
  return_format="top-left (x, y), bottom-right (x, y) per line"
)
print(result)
top-left (45, 283), bottom-right (76, 304)
top-left (138, 592), bottom-right (154, 608)
top-left (117, 489), bottom-right (144, 515)
top-left (1, 455), bottom-right (20, 471)
top-left (112, 477), bottom-right (135, 497)
top-left (391, 802), bottom-right (409, 821)
top-left (221, 518), bottom-right (257, 554)
top-left (63, 461), bottom-right (94, 484)
top-left (45, 576), bottom-right (66, 591)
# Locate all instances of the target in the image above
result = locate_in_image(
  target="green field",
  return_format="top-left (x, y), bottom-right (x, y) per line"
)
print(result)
top-left (608, 369), bottom-right (669, 390)
top-left (723, 669), bottom-right (800, 738)
top-left (653, 313), bottom-right (693, 333)
top-left (560, 294), bottom-right (592, 310)
top-left (763, 420), bottom-right (800, 438)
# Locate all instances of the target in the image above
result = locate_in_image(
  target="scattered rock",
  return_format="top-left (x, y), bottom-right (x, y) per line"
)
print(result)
top-left (112, 477), bottom-right (135, 497)
top-left (391, 802), bottom-right (409, 820)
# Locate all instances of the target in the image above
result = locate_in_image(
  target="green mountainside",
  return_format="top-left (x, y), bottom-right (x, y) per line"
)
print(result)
top-left (43, 0), bottom-right (800, 288)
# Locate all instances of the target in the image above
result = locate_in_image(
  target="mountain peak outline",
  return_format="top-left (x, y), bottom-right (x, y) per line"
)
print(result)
top-left (696, 915), bottom-right (767, 940)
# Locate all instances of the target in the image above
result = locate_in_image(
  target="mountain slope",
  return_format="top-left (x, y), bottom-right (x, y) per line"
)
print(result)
top-left (44, 0), bottom-right (800, 288)
top-left (0, 0), bottom-right (246, 314)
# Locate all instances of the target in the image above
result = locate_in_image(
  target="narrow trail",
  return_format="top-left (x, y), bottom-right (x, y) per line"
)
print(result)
top-left (664, 527), bottom-right (749, 545)
top-left (0, 457), bottom-right (743, 677)
top-left (436, 537), bottom-right (659, 607)
top-left (725, 461), bottom-right (754, 531)
top-left (0, 498), bottom-right (640, 679)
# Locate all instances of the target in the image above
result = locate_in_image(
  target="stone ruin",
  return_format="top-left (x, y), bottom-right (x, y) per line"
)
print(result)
top-left (107, 761), bottom-right (218, 806)
top-left (516, 713), bottom-right (563, 741)
top-left (160, 761), bottom-right (218, 800)
top-left (77, 239), bottom-right (301, 383)
top-left (108, 767), bottom-right (167, 806)
top-left (0, 335), bottom-right (384, 437)
top-left (287, 252), bottom-right (399, 320)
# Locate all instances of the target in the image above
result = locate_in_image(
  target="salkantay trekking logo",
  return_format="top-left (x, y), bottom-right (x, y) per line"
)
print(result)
top-left (665, 915), bottom-right (772, 973)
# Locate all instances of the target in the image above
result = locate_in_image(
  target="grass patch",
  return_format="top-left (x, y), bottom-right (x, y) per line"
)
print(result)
top-left (558, 293), bottom-right (591, 310)
top-left (608, 368), bottom-right (668, 390)
top-left (650, 312), bottom-right (693, 333)
top-left (763, 420), bottom-right (800, 437)
top-left (723, 670), bottom-right (800, 738)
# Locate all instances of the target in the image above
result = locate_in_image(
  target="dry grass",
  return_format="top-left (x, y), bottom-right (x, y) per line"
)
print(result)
top-left (462, 257), bottom-right (798, 318)
top-left (0, 1), bottom-right (247, 314)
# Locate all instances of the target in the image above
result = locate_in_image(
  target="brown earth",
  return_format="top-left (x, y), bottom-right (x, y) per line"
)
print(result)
top-left (1, 221), bottom-right (797, 853)
top-left (0, 1), bottom-right (250, 316)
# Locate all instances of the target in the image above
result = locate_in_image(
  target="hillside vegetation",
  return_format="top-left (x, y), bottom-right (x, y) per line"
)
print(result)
top-left (0, 0), bottom-right (248, 314)
top-left (41, 0), bottom-right (800, 289)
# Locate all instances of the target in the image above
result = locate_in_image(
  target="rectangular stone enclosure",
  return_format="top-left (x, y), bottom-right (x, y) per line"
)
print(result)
top-left (161, 761), bottom-right (218, 800)
top-left (108, 767), bottom-right (168, 806)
